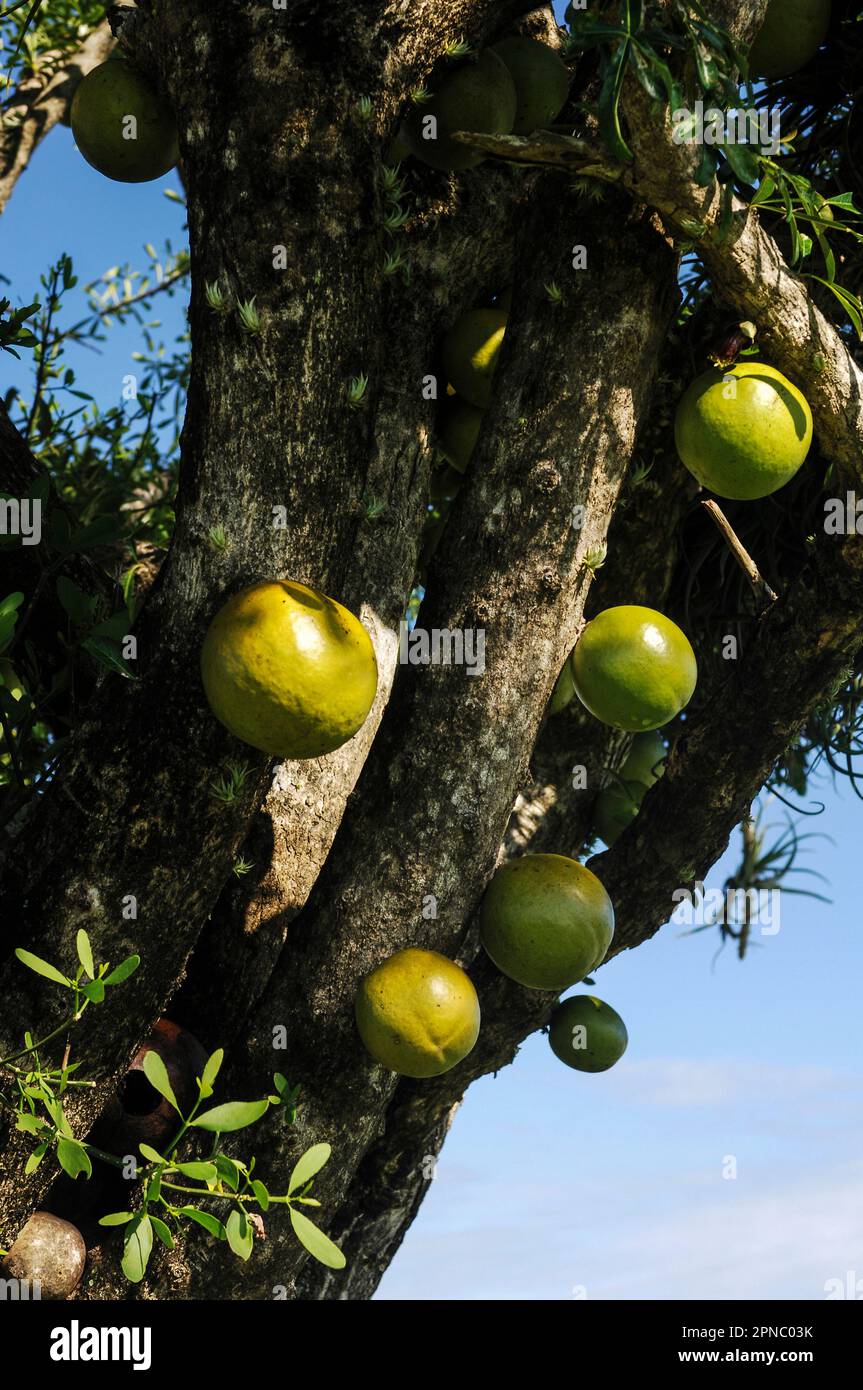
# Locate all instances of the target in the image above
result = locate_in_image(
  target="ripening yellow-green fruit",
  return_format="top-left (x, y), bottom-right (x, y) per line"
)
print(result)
top-left (403, 50), bottom-right (517, 171)
top-left (571, 606), bottom-right (697, 732)
top-left (201, 580), bottom-right (377, 758)
top-left (355, 948), bottom-right (481, 1078)
top-left (441, 307), bottom-right (507, 409)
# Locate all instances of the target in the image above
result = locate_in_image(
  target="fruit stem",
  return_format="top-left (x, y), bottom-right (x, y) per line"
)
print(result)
top-left (701, 500), bottom-right (778, 610)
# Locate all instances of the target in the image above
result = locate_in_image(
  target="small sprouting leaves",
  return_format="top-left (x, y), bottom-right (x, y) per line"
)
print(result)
top-left (207, 523), bottom-right (230, 552)
top-left (209, 759), bottom-right (252, 805)
top-left (345, 374), bottom-right (369, 409)
top-left (205, 280), bottom-right (228, 312)
top-left (356, 95), bottom-right (373, 121)
top-left (191, 1098), bottom-right (270, 1133)
top-left (444, 37), bottom-right (472, 58)
top-left (544, 281), bottom-right (564, 305)
top-left (288, 1142), bottom-right (332, 1196)
top-left (236, 296), bottom-right (262, 334)
top-left (289, 1207), bottom-right (346, 1270)
top-left (142, 1051), bottom-right (182, 1115)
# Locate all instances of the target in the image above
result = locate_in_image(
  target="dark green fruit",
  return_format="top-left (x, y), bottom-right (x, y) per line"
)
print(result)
top-left (71, 58), bottom-right (178, 183)
top-left (441, 307), bottom-right (507, 409)
top-left (548, 656), bottom-right (576, 716)
top-left (548, 995), bottom-right (628, 1072)
top-left (620, 730), bottom-right (666, 787)
top-left (438, 396), bottom-right (484, 472)
top-left (592, 778), bottom-right (645, 847)
top-left (491, 38), bottom-right (569, 135)
top-left (403, 51), bottom-right (517, 172)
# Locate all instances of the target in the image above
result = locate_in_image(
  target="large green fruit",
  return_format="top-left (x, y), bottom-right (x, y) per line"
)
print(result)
top-left (620, 730), bottom-right (666, 787)
top-left (675, 363), bottom-right (813, 501)
top-left (438, 396), bottom-right (485, 472)
top-left (201, 580), bottom-right (378, 758)
top-left (442, 307), bottom-right (507, 409)
top-left (403, 50), bottom-right (517, 172)
top-left (748, 0), bottom-right (831, 79)
top-left (491, 38), bottom-right (569, 135)
top-left (71, 57), bottom-right (178, 183)
top-left (548, 655), bottom-right (577, 716)
top-left (548, 995), bottom-right (628, 1072)
top-left (480, 854), bottom-right (614, 991)
top-left (355, 948), bottom-right (480, 1078)
top-left (572, 605), bottom-right (697, 732)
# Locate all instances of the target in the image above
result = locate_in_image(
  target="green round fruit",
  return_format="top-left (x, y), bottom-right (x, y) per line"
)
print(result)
top-left (355, 947), bottom-right (480, 1078)
top-left (548, 656), bottom-right (577, 716)
top-left (620, 730), bottom-right (666, 786)
top-left (71, 58), bottom-right (178, 183)
top-left (201, 580), bottom-right (378, 758)
top-left (403, 50), bottom-right (517, 172)
top-left (592, 778), bottom-right (646, 848)
top-left (572, 605), bottom-right (697, 732)
top-left (442, 307), bottom-right (507, 409)
top-left (748, 0), bottom-right (830, 79)
top-left (548, 995), bottom-right (628, 1072)
top-left (491, 37), bottom-right (570, 135)
top-left (480, 854), bottom-right (614, 992)
top-left (675, 363), bottom-right (813, 501)
top-left (438, 396), bottom-right (485, 472)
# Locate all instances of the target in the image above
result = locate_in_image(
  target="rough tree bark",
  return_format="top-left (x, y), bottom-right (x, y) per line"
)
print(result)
top-left (2, 0), bottom-right (862, 1302)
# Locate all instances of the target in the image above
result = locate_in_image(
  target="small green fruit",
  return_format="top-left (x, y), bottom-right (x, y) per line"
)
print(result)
top-left (620, 730), bottom-right (666, 787)
top-left (71, 58), bottom-right (178, 183)
top-left (403, 50), bottom-right (517, 172)
top-left (675, 363), bottom-right (813, 501)
top-left (592, 779), bottom-right (645, 848)
top-left (481, 853), bottom-right (614, 991)
top-left (442, 307), bottom-right (507, 409)
top-left (548, 656), bottom-right (577, 716)
top-left (548, 995), bottom-right (628, 1072)
top-left (491, 38), bottom-right (569, 135)
top-left (571, 605), bottom-right (697, 732)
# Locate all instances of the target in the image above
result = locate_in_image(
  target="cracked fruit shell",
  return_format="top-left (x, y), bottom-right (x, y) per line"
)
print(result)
top-left (355, 948), bottom-right (480, 1078)
top-left (480, 854), bottom-right (614, 991)
top-left (748, 0), bottom-right (831, 79)
top-left (201, 580), bottom-right (377, 758)
top-left (675, 363), bottom-right (813, 500)
top-left (71, 57), bottom-right (179, 183)
top-left (549, 995), bottom-right (628, 1072)
top-left (572, 605), bottom-right (697, 732)
top-left (2, 1213), bottom-right (86, 1300)
top-left (403, 49), bottom-right (517, 171)
top-left (491, 37), bottom-right (570, 135)
top-left (442, 307), bottom-right (507, 409)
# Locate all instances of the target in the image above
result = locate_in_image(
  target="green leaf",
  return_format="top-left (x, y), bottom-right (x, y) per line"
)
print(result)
top-left (150, 1216), bottom-right (174, 1249)
top-left (225, 1208), bottom-right (254, 1261)
top-left (14, 948), bottom-right (72, 986)
top-left (82, 634), bottom-right (134, 680)
top-left (251, 1179), bottom-right (270, 1211)
top-left (122, 1214), bottom-right (154, 1284)
top-left (174, 1161), bottom-right (218, 1184)
top-left (67, 515), bottom-right (122, 552)
top-left (0, 591), bottom-right (24, 620)
top-left (191, 1099), bottom-right (270, 1133)
top-left (104, 954), bottom-right (140, 985)
top-left (24, 1140), bottom-right (49, 1175)
top-left (75, 929), bottom-right (95, 979)
top-left (598, 40), bottom-right (634, 164)
top-left (215, 1155), bottom-right (240, 1191)
top-left (142, 1050), bottom-right (181, 1115)
top-left (56, 577), bottom-right (93, 626)
top-left (289, 1206), bottom-right (346, 1270)
top-left (804, 275), bottom-right (863, 339)
top-left (722, 140), bottom-right (759, 188)
top-left (57, 1137), bottom-right (92, 1181)
top-left (82, 978), bottom-right (106, 1004)
top-left (138, 1142), bottom-right (166, 1164)
top-left (16, 1112), bottom-right (45, 1134)
top-left (199, 1047), bottom-right (223, 1098)
top-left (178, 1207), bottom-right (227, 1239)
top-left (288, 1142), bottom-right (332, 1196)
top-left (98, 1211), bottom-right (135, 1227)
top-left (89, 611), bottom-right (131, 642)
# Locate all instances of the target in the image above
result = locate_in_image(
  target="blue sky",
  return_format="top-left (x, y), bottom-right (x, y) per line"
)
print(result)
top-left (3, 65), bottom-right (861, 1305)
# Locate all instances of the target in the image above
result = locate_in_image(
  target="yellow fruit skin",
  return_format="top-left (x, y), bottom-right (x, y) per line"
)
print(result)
top-left (675, 363), bottom-right (813, 501)
top-left (748, 0), bottom-right (831, 79)
top-left (480, 854), bottom-right (614, 992)
top-left (571, 605), bottom-right (697, 733)
top-left (548, 995), bottom-right (628, 1072)
top-left (355, 948), bottom-right (480, 1078)
top-left (404, 50), bottom-right (516, 171)
top-left (442, 308), bottom-right (507, 409)
top-left (71, 59), bottom-right (178, 183)
top-left (201, 580), bottom-right (377, 758)
top-left (491, 38), bottom-right (570, 135)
